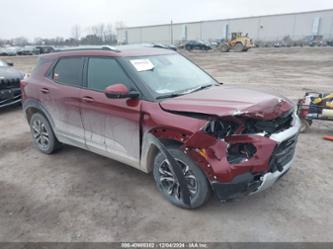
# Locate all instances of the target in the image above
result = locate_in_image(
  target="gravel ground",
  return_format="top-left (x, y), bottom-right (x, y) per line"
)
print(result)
top-left (0, 47), bottom-right (332, 242)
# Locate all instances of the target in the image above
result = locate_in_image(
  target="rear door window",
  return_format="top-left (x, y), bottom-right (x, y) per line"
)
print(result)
top-left (53, 57), bottom-right (84, 87)
top-left (87, 57), bottom-right (133, 91)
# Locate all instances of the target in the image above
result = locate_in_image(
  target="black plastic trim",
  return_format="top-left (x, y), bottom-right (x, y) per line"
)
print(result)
top-left (211, 172), bottom-right (262, 201)
top-left (22, 99), bottom-right (56, 129)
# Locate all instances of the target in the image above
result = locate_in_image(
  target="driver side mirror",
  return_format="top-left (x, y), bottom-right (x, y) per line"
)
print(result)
top-left (104, 84), bottom-right (139, 99)
top-left (7, 62), bottom-right (14, 67)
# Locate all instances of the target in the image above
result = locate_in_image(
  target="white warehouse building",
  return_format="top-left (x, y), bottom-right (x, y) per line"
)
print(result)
top-left (117, 9), bottom-right (333, 44)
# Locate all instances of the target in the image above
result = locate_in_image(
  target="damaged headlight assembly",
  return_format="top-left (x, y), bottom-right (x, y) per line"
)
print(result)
top-left (203, 118), bottom-right (257, 164)
top-left (203, 118), bottom-right (238, 139)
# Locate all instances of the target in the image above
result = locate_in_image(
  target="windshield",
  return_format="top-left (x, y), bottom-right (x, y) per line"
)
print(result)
top-left (0, 60), bottom-right (8, 67)
top-left (125, 54), bottom-right (217, 98)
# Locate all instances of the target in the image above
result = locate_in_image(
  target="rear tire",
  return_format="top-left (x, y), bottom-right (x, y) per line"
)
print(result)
top-left (153, 148), bottom-right (211, 209)
top-left (185, 45), bottom-right (192, 51)
top-left (232, 42), bottom-right (244, 52)
top-left (29, 113), bottom-right (61, 154)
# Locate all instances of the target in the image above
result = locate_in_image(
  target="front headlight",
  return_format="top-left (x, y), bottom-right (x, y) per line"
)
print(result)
top-left (203, 119), bottom-right (239, 139)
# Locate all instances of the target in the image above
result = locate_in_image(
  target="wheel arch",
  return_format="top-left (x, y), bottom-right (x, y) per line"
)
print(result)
top-left (140, 132), bottom-right (186, 173)
top-left (23, 99), bottom-right (55, 128)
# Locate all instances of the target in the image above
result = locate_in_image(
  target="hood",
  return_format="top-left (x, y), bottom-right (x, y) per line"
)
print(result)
top-left (0, 67), bottom-right (24, 80)
top-left (159, 86), bottom-right (294, 120)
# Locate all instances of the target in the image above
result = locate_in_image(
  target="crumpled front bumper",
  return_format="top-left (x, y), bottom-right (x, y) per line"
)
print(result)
top-left (211, 113), bottom-right (301, 201)
top-left (251, 158), bottom-right (292, 194)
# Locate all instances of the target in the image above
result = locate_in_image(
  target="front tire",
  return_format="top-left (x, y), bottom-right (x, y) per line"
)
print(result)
top-left (29, 113), bottom-right (60, 154)
top-left (153, 148), bottom-right (211, 209)
top-left (232, 42), bottom-right (245, 52)
top-left (219, 44), bottom-right (230, 52)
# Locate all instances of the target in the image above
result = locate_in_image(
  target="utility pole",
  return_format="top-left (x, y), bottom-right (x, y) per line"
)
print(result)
top-left (170, 20), bottom-right (174, 44)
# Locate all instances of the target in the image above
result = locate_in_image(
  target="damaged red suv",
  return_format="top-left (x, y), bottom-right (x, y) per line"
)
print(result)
top-left (21, 46), bottom-right (300, 208)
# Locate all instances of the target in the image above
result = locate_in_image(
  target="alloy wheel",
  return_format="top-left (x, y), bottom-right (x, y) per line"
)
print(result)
top-left (31, 119), bottom-right (49, 150)
top-left (158, 159), bottom-right (198, 201)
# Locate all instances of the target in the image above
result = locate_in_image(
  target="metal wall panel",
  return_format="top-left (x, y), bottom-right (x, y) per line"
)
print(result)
top-left (127, 29), bottom-right (142, 43)
top-left (293, 11), bottom-right (333, 39)
top-left (141, 26), bottom-right (171, 43)
top-left (257, 15), bottom-right (295, 41)
top-left (118, 9), bottom-right (333, 44)
top-left (185, 23), bottom-right (202, 40)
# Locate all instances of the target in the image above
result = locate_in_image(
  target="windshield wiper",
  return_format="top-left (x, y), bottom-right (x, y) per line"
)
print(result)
top-left (184, 84), bottom-right (213, 94)
top-left (156, 92), bottom-right (186, 100)
top-left (156, 84), bottom-right (214, 100)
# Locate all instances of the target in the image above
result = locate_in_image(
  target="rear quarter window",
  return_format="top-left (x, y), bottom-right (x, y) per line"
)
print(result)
top-left (53, 57), bottom-right (84, 86)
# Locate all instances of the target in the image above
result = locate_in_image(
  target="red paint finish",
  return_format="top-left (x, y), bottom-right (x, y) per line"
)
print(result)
top-left (160, 86), bottom-right (293, 120)
top-left (105, 84), bottom-right (129, 96)
top-left (182, 130), bottom-right (277, 182)
top-left (140, 97), bottom-right (283, 182)
top-left (80, 86), bottom-right (142, 159)
top-left (22, 47), bottom-right (295, 186)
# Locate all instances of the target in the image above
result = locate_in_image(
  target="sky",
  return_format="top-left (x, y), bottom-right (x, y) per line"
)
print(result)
top-left (1, 0), bottom-right (333, 40)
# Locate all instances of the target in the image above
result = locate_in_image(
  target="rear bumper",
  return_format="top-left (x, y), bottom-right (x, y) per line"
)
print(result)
top-left (0, 88), bottom-right (21, 108)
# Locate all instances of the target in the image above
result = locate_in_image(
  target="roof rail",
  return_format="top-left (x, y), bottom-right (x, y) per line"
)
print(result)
top-left (57, 46), bottom-right (120, 53)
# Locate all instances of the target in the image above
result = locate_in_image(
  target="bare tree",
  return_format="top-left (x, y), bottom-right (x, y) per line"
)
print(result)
top-left (71, 25), bottom-right (81, 43)
top-left (104, 23), bottom-right (116, 44)
top-left (115, 21), bottom-right (126, 30)
top-left (33, 37), bottom-right (44, 45)
top-left (90, 24), bottom-right (105, 42)
top-left (115, 21), bottom-right (127, 44)
top-left (81, 34), bottom-right (102, 45)
top-left (55, 37), bottom-right (65, 45)
top-left (12, 37), bottom-right (29, 46)
top-left (8, 21), bottom-right (128, 47)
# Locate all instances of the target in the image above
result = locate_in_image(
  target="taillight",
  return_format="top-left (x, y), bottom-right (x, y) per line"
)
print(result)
top-left (20, 80), bottom-right (28, 99)
top-left (20, 80), bottom-right (27, 89)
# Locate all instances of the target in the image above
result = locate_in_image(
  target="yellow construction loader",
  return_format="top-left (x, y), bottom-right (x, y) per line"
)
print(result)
top-left (218, 32), bottom-right (254, 52)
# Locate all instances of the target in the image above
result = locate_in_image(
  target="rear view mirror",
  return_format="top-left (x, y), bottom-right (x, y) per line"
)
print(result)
top-left (7, 62), bottom-right (14, 67)
top-left (104, 84), bottom-right (139, 99)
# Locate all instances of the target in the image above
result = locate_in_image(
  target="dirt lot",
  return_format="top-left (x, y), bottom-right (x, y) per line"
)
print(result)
top-left (0, 47), bottom-right (333, 242)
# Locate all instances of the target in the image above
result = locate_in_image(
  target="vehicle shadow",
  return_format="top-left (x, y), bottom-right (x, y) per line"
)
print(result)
top-left (305, 126), bottom-right (333, 135)
top-left (0, 103), bottom-right (22, 114)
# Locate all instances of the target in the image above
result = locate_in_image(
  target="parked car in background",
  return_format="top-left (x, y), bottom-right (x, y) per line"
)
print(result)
top-left (304, 35), bottom-right (325, 47)
top-left (0, 47), bottom-right (19, 56)
top-left (152, 43), bottom-right (177, 51)
top-left (273, 41), bottom-right (282, 48)
top-left (0, 60), bottom-right (24, 108)
top-left (17, 46), bottom-right (39, 55)
top-left (327, 40), bottom-right (333, 47)
top-left (21, 46), bottom-right (300, 208)
top-left (184, 40), bottom-right (211, 51)
top-left (35, 46), bottom-right (55, 54)
top-left (0, 48), bottom-right (6, 56)
top-left (208, 40), bottom-right (220, 48)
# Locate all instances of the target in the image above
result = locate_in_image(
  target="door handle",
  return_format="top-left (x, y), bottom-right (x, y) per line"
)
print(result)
top-left (82, 96), bottom-right (95, 103)
top-left (40, 88), bottom-right (49, 94)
